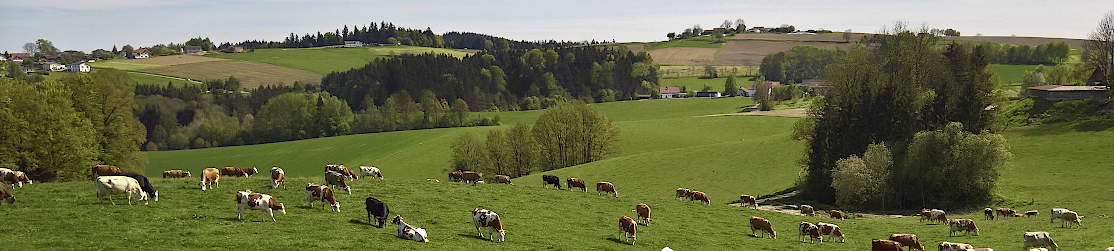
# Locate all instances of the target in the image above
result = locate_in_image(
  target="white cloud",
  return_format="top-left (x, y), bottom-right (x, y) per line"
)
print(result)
top-left (1, 0), bottom-right (162, 10)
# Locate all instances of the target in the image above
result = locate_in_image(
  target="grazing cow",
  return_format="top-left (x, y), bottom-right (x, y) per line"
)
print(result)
top-left (462, 171), bottom-right (483, 185)
top-left (495, 175), bottom-right (512, 185)
top-left (305, 183), bottom-right (340, 212)
top-left (634, 203), bottom-right (651, 226)
top-left (359, 166), bottom-right (383, 179)
top-left (801, 205), bottom-right (815, 216)
top-left (0, 169), bottom-right (31, 188)
top-left (1050, 208), bottom-right (1069, 223)
top-left (103, 172), bottom-right (158, 202)
top-left (619, 216), bottom-right (637, 245)
top-left (798, 222), bottom-right (822, 243)
top-left (236, 191), bottom-right (286, 222)
top-left (220, 167), bottom-right (258, 177)
top-left (449, 171), bottom-right (464, 182)
top-left (872, 239), bottom-right (904, 251)
top-left (889, 234), bottom-right (924, 251)
top-left (740, 194), bottom-right (757, 209)
top-left (930, 209), bottom-right (947, 224)
top-left (325, 164), bottom-right (357, 180)
top-left (542, 175), bottom-right (561, 189)
top-left (1022, 232), bottom-right (1058, 251)
top-left (816, 222), bottom-right (844, 243)
top-left (829, 210), bottom-right (844, 219)
top-left (90, 165), bottom-right (121, 180)
top-left (675, 188), bottom-right (691, 199)
top-left (920, 209), bottom-right (932, 222)
top-left (984, 208), bottom-right (995, 220)
top-left (392, 215), bottom-right (429, 242)
top-left (94, 176), bottom-right (147, 205)
top-left (749, 216), bottom-right (776, 239)
top-left (1060, 211), bottom-right (1081, 228)
top-left (996, 208), bottom-right (1015, 219)
top-left (472, 208), bottom-right (505, 242)
top-left (270, 167), bottom-right (285, 189)
top-left (325, 171), bottom-right (351, 194)
top-left (938, 241), bottom-right (974, 251)
top-left (1024, 210), bottom-right (1039, 218)
top-left (162, 170), bottom-right (191, 178)
top-left (426, 179), bottom-right (440, 182)
top-left (567, 178), bottom-right (586, 192)
top-left (365, 197), bottom-right (389, 228)
top-left (200, 168), bottom-right (219, 191)
top-left (0, 184), bottom-right (15, 205)
top-left (948, 219), bottom-right (979, 236)
top-left (690, 191), bottom-right (709, 205)
top-left (596, 182), bottom-right (618, 198)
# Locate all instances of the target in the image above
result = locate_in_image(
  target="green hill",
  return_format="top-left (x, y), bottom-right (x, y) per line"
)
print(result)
top-left (205, 46), bottom-right (474, 75)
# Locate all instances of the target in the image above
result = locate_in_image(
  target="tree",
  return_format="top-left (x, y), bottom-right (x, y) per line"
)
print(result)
top-left (724, 75), bottom-right (738, 96)
top-left (703, 65), bottom-right (718, 79)
top-left (35, 39), bottom-right (58, 56)
top-left (943, 29), bottom-right (960, 36)
top-left (61, 69), bottom-right (148, 173)
top-left (450, 132), bottom-right (486, 172)
top-left (1084, 11), bottom-right (1114, 87)
top-left (505, 123), bottom-right (536, 177)
top-left (752, 78), bottom-right (773, 110)
top-left (902, 122), bottom-right (1010, 208)
top-left (484, 129), bottom-right (509, 175)
top-left (532, 101), bottom-right (620, 171)
top-left (831, 142), bottom-right (891, 209)
top-left (735, 18), bottom-right (746, 32)
top-left (23, 42), bottom-right (38, 55)
top-left (419, 90), bottom-right (445, 128)
top-left (8, 63), bottom-right (26, 80)
top-left (843, 30), bottom-right (853, 42)
top-left (1020, 66), bottom-right (1046, 97)
top-left (667, 32), bottom-right (676, 41)
top-left (450, 99), bottom-right (470, 126)
top-left (0, 78), bottom-right (99, 181)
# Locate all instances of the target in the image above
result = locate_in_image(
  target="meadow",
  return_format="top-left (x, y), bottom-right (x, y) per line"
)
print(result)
top-left (660, 77), bottom-right (756, 94)
top-left (206, 46), bottom-right (474, 75)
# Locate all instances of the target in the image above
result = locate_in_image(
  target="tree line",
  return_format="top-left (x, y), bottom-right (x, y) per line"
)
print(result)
top-left (759, 45), bottom-right (841, 84)
top-left (980, 41), bottom-right (1071, 65)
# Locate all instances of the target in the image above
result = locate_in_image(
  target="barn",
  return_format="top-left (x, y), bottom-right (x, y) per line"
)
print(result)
top-left (1027, 85), bottom-right (1109, 101)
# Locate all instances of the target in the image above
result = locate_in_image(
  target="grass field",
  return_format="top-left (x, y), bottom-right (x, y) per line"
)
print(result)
top-left (660, 77), bottom-right (756, 93)
top-left (139, 60), bottom-right (322, 89)
top-left (658, 65), bottom-right (759, 78)
top-left (643, 37), bottom-right (726, 51)
top-left (991, 64), bottom-right (1041, 84)
top-left (127, 72), bottom-right (199, 86)
top-left (206, 46), bottom-right (473, 75)
top-left (90, 55), bottom-right (225, 71)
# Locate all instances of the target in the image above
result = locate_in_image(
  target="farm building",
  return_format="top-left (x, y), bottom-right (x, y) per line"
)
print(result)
top-left (1088, 65), bottom-right (1110, 86)
top-left (737, 87), bottom-right (752, 97)
top-left (1028, 85), bottom-right (1108, 101)
top-left (131, 49), bottom-right (151, 59)
top-left (805, 80), bottom-right (829, 96)
top-left (6, 53), bottom-right (30, 63)
top-left (659, 86), bottom-right (688, 99)
top-left (40, 62), bottom-right (66, 71)
top-left (66, 62), bottom-right (90, 72)
top-left (344, 41), bottom-right (364, 47)
top-left (695, 91), bottom-right (722, 98)
top-left (748, 81), bottom-right (780, 96)
top-left (182, 46), bottom-right (202, 54)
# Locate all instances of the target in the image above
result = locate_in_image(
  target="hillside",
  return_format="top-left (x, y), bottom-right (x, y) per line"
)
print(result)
top-left (91, 55), bottom-right (322, 88)
top-left (206, 46), bottom-right (475, 75)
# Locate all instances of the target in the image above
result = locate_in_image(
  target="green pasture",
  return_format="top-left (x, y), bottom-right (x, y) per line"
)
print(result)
top-left (89, 60), bottom-right (162, 71)
top-left (127, 72), bottom-right (197, 86)
top-left (660, 77), bottom-right (756, 94)
top-left (206, 46), bottom-right (473, 75)
top-left (991, 64), bottom-right (1041, 84)
top-left (644, 37), bottom-right (726, 51)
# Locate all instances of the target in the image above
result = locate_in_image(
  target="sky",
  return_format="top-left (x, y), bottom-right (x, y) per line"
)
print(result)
top-left (1, 0), bottom-right (1111, 52)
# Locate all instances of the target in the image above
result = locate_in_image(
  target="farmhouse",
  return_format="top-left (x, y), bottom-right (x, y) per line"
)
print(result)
top-left (7, 53), bottom-right (30, 63)
top-left (182, 46), bottom-right (202, 54)
top-left (737, 87), bottom-right (752, 97)
top-left (40, 62), bottom-right (66, 71)
top-left (67, 62), bottom-right (90, 72)
top-left (344, 41), bottom-right (364, 47)
top-left (1028, 85), bottom-right (1108, 101)
top-left (695, 91), bottom-right (721, 98)
top-left (658, 86), bottom-right (688, 99)
top-left (748, 81), bottom-right (780, 96)
top-left (804, 79), bottom-right (829, 96)
top-left (131, 49), bottom-right (151, 59)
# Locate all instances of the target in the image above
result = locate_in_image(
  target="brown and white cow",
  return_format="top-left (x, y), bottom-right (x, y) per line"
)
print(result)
top-left (494, 175), bottom-right (512, 185)
top-left (816, 222), bottom-right (844, 243)
top-left (462, 171), bottom-right (483, 185)
top-left (90, 164), bottom-right (121, 180)
top-left (798, 222), bottom-right (822, 243)
top-left (749, 216), bottom-right (776, 239)
top-left (325, 164), bottom-right (357, 180)
top-left (0, 184), bottom-right (15, 205)
top-left (690, 191), bottom-right (709, 205)
top-left (930, 209), bottom-right (947, 224)
top-left (359, 166), bottom-right (383, 179)
top-left (567, 178), bottom-right (586, 192)
top-left (449, 171), bottom-right (464, 182)
top-left (996, 208), bottom-right (1015, 219)
top-left (973, 248), bottom-right (996, 251)
top-left (325, 171), bottom-right (351, 194)
top-left (1061, 211), bottom-right (1081, 228)
top-left (200, 168), bottom-right (219, 191)
top-left (938, 241), bottom-right (974, 251)
top-left (596, 182), bottom-right (617, 198)
top-left (1023, 231), bottom-right (1057, 251)
top-left (872, 239), bottom-right (904, 251)
top-left (426, 179), bottom-right (440, 182)
top-left (888, 234), bottom-right (924, 251)
top-left (635, 203), bottom-right (651, 226)
top-left (619, 216), bottom-right (637, 245)
top-left (95, 176), bottom-right (147, 205)
top-left (984, 208), bottom-right (995, 220)
top-left (740, 194), bottom-right (757, 209)
top-left (162, 170), bottom-right (191, 178)
top-left (472, 208), bottom-right (505, 242)
top-left (676, 188), bottom-right (691, 200)
top-left (220, 167), bottom-right (258, 177)
top-left (919, 209), bottom-right (932, 222)
top-left (1050, 208), bottom-right (1069, 223)
top-left (305, 183), bottom-right (339, 212)
top-left (236, 191), bottom-right (285, 222)
top-left (829, 210), bottom-right (844, 220)
top-left (393, 215), bottom-right (429, 242)
top-left (271, 167), bottom-right (285, 189)
top-left (948, 219), bottom-right (979, 236)
top-left (801, 205), bottom-right (815, 216)
top-left (0, 169), bottom-right (32, 188)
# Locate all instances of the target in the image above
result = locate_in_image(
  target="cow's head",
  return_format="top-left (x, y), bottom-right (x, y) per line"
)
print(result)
top-left (275, 203), bottom-right (286, 215)
top-left (152, 191), bottom-right (159, 202)
top-left (199, 181), bottom-right (206, 191)
top-left (392, 215), bottom-right (404, 225)
top-left (496, 229), bottom-right (505, 242)
top-left (3, 193), bottom-right (14, 204)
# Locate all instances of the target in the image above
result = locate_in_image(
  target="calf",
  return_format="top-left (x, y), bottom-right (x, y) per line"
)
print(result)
top-left (938, 241), bottom-right (973, 251)
top-left (1050, 208), bottom-right (1069, 223)
top-left (449, 171), bottom-right (464, 182)
top-left (634, 203), bottom-right (651, 226)
top-left (393, 215), bottom-right (429, 242)
top-left (740, 194), bottom-right (757, 209)
top-left (619, 216), bottom-right (637, 245)
top-left (798, 222), bottom-right (822, 243)
top-left (567, 178), bottom-right (586, 192)
top-left (816, 222), bottom-right (844, 243)
top-left (271, 167), bottom-right (285, 189)
top-left (1024, 210), bottom-right (1039, 218)
top-left (1060, 211), bottom-right (1081, 228)
top-left (996, 208), bottom-right (1015, 219)
top-left (95, 176), bottom-right (147, 205)
top-left (542, 175), bottom-right (561, 189)
top-left (200, 168), bottom-right (219, 191)
top-left (325, 164), bottom-right (357, 180)
top-left (0, 184), bottom-right (14, 205)
top-left (236, 191), bottom-right (286, 222)
top-left (325, 171), bottom-right (351, 194)
top-left (359, 166), bottom-right (383, 179)
top-left (1023, 232), bottom-right (1058, 251)
top-left (462, 171), bottom-right (483, 185)
top-left (103, 172), bottom-right (158, 202)
top-left (365, 197), bottom-right (389, 228)
top-left (829, 210), bottom-right (844, 219)
top-left (305, 183), bottom-right (340, 212)
top-left (984, 208), bottom-right (995, 220)
top-left (749, 216), bottom-right (776, 239)
top-left (801, 205), bottom-right (815, 216)
top-left (596, 182), bottom-right (617, 197)
top-left (675, 188), bottom-right (691, 199)
top-left (690, 191), bottom-right (709, 205)
top-left (889, 234), bottom-right (924, 251)
top-left (162, 170), bottom-right (191, 178)
top-left (948, 219), bottom-right (979, 236)
top-left (90, 164), bottom-right (121, 180)
top-left (872, 239), bottom-right (904, 251)
top-left (495, 175), bottom-right (512, 185)
top-left (472, 208), bottom-right (505, 242)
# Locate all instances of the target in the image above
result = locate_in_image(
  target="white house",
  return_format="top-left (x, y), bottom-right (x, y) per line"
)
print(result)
top-left (42, 62), bottom-right (66, 71)
top-left (344, 41), bottom-right (364, 47)
top-left (67, 62), bottom-right (90, 72)
top-left (132, 49), bottom-right (151, 59)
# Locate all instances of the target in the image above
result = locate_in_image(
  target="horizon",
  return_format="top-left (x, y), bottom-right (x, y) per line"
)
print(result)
top-left (1, 0), bottom-right (1111, 53)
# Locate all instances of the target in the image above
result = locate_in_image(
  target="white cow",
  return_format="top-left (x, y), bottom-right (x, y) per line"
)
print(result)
top-left (473, 208), bottom-right (506, 242)
top-left (95, 176), bottom-right (148, 205)
top-left (1022, 232), bottom-right (1058, 251)
top-left (939, 241), bottom-right (973, 251)
top-left (392, 215), bottom-right (429, 242)
top-left (1050, 208), bottom-right (1069, 223)
top-left (360, 166), bottom-right (383, 179)
top-left (236, 191), bottom-right (286, 222)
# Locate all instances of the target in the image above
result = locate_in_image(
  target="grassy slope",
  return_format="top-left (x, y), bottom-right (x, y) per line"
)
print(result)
top-left (206, 46), bottom-right (473, 75)
top-left (643, 37), bottom-right (725, 51)
top-left (991, 64), bottom-right (1040, 84)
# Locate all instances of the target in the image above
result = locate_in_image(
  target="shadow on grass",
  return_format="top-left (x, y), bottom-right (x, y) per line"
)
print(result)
top-left (348, 219), bottom-right (380, 227)
top-left (456, 233), bottom-right (490, 241)
top-left (606, 237), bottom-right (634, 245)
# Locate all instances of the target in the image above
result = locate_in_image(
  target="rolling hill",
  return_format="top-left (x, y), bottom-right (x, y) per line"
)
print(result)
top-left (205, 46), bottom-right (475, 75)
top-left (90, 55), bottom-right (322, 89)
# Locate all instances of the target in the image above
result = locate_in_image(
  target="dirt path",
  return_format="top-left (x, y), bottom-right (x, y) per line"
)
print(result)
top-left (728, 190), bottom-right (908, 219)
top-left (704, 108), bottom-right (808, 118)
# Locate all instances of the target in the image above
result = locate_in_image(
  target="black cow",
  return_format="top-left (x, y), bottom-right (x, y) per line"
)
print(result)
top-left (366, 197), bottom-right (389, 228)
top-left (542, 175), bottom-right (561, 189)
top-left (103, 172), bottom-right (158, 202)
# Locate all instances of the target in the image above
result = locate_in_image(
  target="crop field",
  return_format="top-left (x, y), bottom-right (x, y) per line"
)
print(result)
top-left (731, 33), bottom-right (866, 43)
top-left (715, 40), bottom-right (856, 66)
top-left (659, 65), bottom-right (759, 78)
top-left (206, 46), bottom-right (474, 75)
top-left (660, 77), bottom-right (756, 93)
top-left (646, 47), bottom-right (721, 65)
top-left (139, 60), bottom-right (322, 89)
top-left (127, 72), bottom-right (198, 86)
top-left (90, 55), bottom-right (225, 71)
top-left (943, 36), bottom-right (1087, 49)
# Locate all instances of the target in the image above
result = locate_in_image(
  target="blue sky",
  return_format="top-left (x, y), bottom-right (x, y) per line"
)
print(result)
top-left (1, 0), bottom-right (1111, 52)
